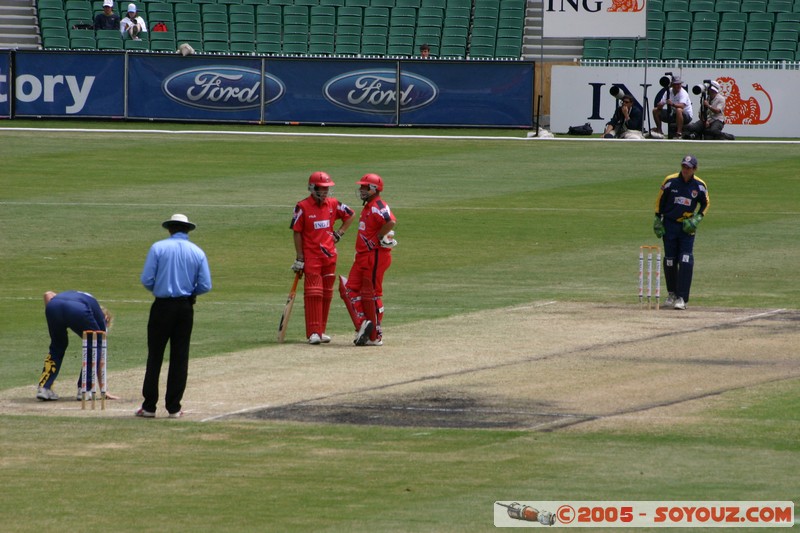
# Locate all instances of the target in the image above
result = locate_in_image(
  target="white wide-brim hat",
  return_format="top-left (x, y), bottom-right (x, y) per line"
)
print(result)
top-left (162, 213), bottom-right (196, 231)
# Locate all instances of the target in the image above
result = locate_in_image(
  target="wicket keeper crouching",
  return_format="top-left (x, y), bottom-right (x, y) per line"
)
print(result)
top-left (341, 173), bottom-right (397, 346)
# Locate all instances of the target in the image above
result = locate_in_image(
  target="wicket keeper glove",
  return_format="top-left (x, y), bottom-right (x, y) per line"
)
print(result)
top-left (291, 259), bottom-right (304, 273)
top-left (682, 213), bottom-right (703, 235)
top-left (653, 215), bottom-right (665, 238)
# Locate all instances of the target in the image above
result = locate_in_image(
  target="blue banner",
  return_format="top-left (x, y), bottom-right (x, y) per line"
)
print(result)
top-left (7, 52), bottom-right (533, 127)
top-left (0, 51), bottom-right (10, 119)
top-left (398, 61), bottom-right (534, 127)
top-left (127, 55), bottom-right (265, 122)
top-left (266, 59), bottom-right (399, 125)
top-left (14, 52), bottom-right (123, 117)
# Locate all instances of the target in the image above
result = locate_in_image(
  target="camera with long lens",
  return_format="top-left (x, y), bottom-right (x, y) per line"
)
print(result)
top-left (609, 85), bottom-right (625, 100)
top-left (692, 79), bottom-right (712, 95)
top-left (659, 72), bottom-right (674, 88)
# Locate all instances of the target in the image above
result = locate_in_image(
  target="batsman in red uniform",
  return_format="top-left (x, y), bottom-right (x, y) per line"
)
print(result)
top-left (291, 172), bottom-right (354, 344)
top-left (340, 173), bottom-right (397, 346)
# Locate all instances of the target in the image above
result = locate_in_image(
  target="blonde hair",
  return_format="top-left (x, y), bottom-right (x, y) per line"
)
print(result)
top-left (102, 306), bottom-right (114, 332)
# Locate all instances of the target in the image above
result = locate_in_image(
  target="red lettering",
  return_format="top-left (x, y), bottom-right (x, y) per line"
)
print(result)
top-left (654, 507), bottom-right (668, 523)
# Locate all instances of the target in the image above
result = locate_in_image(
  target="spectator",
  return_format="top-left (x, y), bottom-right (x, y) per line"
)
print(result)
top-left (137, 214), bottom-right (212, 419)
top-left (419, 43), bottom-right (430, 58)
top-left (686, 80), bottom-right (727, 140)
top-left (94, 0), bottom-right (120, 31)
top-left (652, 75), bottom-right (693, 139)
top-left (120, 3), bottom-right (147, 41)
top-left (603, 94), bottom-right (644, 139)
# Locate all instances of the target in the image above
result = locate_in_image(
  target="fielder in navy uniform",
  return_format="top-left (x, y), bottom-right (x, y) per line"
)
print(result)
top-left (37, 290), bottom-right (112, 401)
top-left (653, 155), bottom-right (710, 310)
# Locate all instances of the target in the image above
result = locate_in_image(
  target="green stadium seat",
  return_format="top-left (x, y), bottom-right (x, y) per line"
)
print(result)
top-left (775, 12), bottom-right (800, 22)
top-left (230, 41), bottom-right (255, 53)
top-left (661, 45), bottom-right (688, 59)
top-left (766, 0), bottom-right (792, 11)
top-left (230, 13), bottom-right (255, 24)
top-left (468, 44), bottom-right (495, 58)
top-left (124, 38), bottom-right (148, 50)
top-left (664, 29), bottom-right (690, 40)
top-left (714, 0), bottom-right (740, 11)
top-left (744, 39), bottom-right (770, 51)
top-left (256, 41), bottom-right (281, 53)
top-left (689, 0), bottom-right (714, 11)
top-left (583, 47), bottom-right (607, 60)
top-left (770, 39), bottom-right (796, 51)
top-left (203, 13), bottom-right (229, 24)
top-left (692, 20), bottom-right (717, 32)
top-left (767, 49), bottom-right (794, 60)
top-left (663, 0), bottom-right (689, 11)
top-left (394, 0), bottom-right (420, 7)
top-left (741, 49), bottom-right (768, 60)
top-left (740, 0), bottom-right (767, 12)
top-left (177, 30), bottom-right (203, 42)
top-left (150, 40), bottom-right (177, 52)
top-left (634, 42), bottom-right (661, 60)
top-left (718, 21), bottom-right (745, 34)
top-left (44, 36), bottom-right (71, 49)
top-left (97, 37), bottom-right (123, 49)
top-left (345, 0), bottom-right (370, 6)
top-left (495, 44), bottom-right (521, 58)
top-left (42, 26), bottom-right (70, 40)
top-left (717, 39), bottom-right (743, 51)
top-left (39, 0), bottom-right (65, 9)
top-left (361, 43), bottom-right (386, 55)
top-left (688, 48), bottom-right (714, 60)
top-left (710, 51), bottom-right (739, 62)
top-left (204, 41), bottom-right (230, 52)
top-left (693, 11), bottom-right (718, 23)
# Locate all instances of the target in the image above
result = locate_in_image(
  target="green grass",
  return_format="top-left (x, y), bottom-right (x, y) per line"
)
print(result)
top-left (1, 124), bottom-right (798, 531)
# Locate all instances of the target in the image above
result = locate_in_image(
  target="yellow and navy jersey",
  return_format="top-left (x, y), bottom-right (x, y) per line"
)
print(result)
top-left (655, 172), bottom-right (710, 222)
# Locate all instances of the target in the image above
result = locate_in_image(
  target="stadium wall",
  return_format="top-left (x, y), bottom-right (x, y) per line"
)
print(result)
top-left (0, 51), bottom-right (535, 128)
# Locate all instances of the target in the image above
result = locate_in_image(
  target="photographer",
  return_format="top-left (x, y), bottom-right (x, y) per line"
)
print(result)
top-left (603, 93), bottom-right (644, 139)
top-left (686, 80), bottom-right (727, 140)
top-left (651, 75), bottom-right (693, 139)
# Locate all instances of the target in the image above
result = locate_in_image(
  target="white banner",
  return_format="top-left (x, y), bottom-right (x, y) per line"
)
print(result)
top-left (550, 65), bottom-right (799, 137)
top-left (542, 0), bottom-right (647, 38)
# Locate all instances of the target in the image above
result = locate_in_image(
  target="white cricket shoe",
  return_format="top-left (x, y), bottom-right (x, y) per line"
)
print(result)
top-left (664, 292), bottom-right (677, 307)
top-left (308, 333), bottom-right (322, 345)
top-left (354, 320), bottom-right (374, 346)
top-left (365, 338), bottom-right (383, 346)
top-left (320, 333), bottom-right (331, 343)
top-left (36, 387), bottom-right (59, 401)
top-left (673, 297), bottom-right (686, 310)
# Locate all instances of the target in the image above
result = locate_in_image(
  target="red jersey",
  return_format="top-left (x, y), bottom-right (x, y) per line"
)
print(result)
top-left (356, 196), bottom-right (396, 254)
top-left (291, 196), bottom-right (354, 259)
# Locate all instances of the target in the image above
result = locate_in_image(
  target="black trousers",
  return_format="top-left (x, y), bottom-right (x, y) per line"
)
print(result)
top-left (142, 298), bottom-right (194, 414)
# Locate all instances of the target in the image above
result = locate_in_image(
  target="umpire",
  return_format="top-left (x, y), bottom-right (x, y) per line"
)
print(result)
top-left (653, 155), bottom-right (710, 310)
top-left (137, 214), bottom-right (212, 418)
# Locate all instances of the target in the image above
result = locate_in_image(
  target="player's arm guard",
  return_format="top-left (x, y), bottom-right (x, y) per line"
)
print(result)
top-left (653, 215), bottom-right (665, 238)
top-left (682, 213), bottom-right (703, 235)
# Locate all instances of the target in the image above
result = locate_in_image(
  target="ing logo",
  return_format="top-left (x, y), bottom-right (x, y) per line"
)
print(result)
top-left (717, 76), bottom-right (773, 125)
top-left (607, 0), bottom-right (646, 12)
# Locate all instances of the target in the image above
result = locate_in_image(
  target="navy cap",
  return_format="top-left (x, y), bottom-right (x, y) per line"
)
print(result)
top-left (681, 154), bottom-right (698, 168)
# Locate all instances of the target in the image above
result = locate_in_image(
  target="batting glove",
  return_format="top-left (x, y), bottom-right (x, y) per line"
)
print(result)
top-left (291, 259), bottom-right (305, 273)
top-left (332, 230), bottom-right (344, 243)
top-left (380, 233), bottom-right (397, 249)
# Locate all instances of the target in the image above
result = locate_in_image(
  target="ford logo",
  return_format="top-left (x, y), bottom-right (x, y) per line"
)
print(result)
top-left (162, 66), bottom-right (285, 110)
top-left (323, 69), bottom-right (438, 114)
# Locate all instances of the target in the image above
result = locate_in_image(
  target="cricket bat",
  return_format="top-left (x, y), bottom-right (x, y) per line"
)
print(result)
top-left (277, 272), bottom-right (301, 343)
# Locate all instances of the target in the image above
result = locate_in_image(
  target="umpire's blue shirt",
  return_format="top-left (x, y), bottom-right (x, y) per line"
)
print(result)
top-left (141, 232), bottom-right (212, 298)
